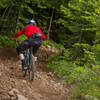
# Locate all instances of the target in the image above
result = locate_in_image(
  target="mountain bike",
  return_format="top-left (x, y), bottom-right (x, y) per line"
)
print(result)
top-left (23, 48), bottom-right (35, 81)
top-left (15, 40), bottom-right (35, 81)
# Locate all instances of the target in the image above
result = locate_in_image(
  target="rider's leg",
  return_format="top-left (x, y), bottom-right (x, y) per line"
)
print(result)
top-left (19, 53), bottom-right (25, 65)
top-left (34, 57), bottom-right (37, 61)
top-left (19, 53), bottom-right (24, 60)
top-left (32, 44), bottom-right (42, 61)
top-left (16, 39), bottom-right (29, 66)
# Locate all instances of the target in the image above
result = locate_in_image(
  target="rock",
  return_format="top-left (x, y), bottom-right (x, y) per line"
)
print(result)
top-left (9, 89), bottom-right (28, 100)
top-left (8, 90), bottom-right (15, 96)
top-left (8, 89), bottom-right (18, 100)
top-left (22, 80), bottom-right (27, 84)
top-left (10, 96), bottom-right (17, 100)
top-left (17, 94), bottom-right (28, 100)
top-left (11, 88), bottom-right (20, 94)
top-left (47, 72), bottom-right (54, 78)
top-left (32, 93), bottom-right (43, 100)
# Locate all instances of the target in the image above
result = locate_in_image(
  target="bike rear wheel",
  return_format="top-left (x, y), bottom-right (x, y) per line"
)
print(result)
top-left (28, 54), bottom-right (35, 81)
top-left (22, 69), bottom-right (27, 77)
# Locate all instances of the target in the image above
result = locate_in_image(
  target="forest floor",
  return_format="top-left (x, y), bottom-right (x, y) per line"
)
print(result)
top-left (0, 46), bottom-right (69, 100)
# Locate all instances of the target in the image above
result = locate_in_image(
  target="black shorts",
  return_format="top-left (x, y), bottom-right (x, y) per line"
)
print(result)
top-left (16, 33), bottom-right (42, 56)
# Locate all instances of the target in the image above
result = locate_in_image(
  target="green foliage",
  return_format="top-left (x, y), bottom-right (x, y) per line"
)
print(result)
top-left (68, 64), bottom-right (100, 99)
top-left (0, 35), bottom-right (16, 48)
top-left (42, 40), bottom-right (64, 49)
top-left (47, 42), bottom-right (100, 99)
top-left (0, 0), bottom-right (11, 8)
top-left (56, 0), bottom-right (100, 47)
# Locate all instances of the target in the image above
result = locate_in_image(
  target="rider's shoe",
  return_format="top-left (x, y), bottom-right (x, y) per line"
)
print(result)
top-left (22, 64), bottom-right (28, 71)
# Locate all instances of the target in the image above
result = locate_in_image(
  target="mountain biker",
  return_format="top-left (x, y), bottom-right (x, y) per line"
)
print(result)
top-left (14, 19), bottom-right (46, 70)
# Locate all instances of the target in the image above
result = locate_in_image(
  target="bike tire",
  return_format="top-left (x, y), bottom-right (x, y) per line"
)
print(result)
top-left (22, 70), bottom-right (27, 77)
top-left (28, 54), bottom-right (35, 81)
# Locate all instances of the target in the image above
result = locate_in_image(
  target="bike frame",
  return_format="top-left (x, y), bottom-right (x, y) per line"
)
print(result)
top-left (25, 49), bottom-right (30, 65)
top-left (25, 48), bottom-right (35, 81)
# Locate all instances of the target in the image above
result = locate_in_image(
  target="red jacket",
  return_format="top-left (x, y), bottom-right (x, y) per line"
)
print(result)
top-left (14, 25), bottom-right (46, 40)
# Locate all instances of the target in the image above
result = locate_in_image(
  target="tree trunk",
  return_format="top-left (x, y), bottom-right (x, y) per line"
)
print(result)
top-left (47, 9), bottom-right (54, 40)
top-left (14, 8), bottom-right (20, 34)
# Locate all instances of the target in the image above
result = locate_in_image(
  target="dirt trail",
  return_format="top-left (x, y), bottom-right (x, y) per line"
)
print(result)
top-left (0, 47), bottom-right (69, 100)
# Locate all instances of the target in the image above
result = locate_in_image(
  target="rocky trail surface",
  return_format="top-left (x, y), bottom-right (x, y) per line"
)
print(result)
top-left (0, 46), bottom-right (69, 100)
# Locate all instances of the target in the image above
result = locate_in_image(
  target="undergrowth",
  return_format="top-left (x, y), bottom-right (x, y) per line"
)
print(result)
top-left (47, 42), bottom-right (100, 100)
top-left (0, 35), bottom-right (16, 48)
top-left (0, 35), bottom-right (27, 48)
top-left (42, 40), bottom-right (64, 49)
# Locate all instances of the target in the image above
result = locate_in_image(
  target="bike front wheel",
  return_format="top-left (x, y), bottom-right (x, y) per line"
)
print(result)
top-left (28, 54), bottom-right (35, 81)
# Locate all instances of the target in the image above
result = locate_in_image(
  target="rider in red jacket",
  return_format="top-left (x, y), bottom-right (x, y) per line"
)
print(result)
top-left (14, 19), bottom-right (46, 70)
top-left (14, 24), bottom-right (46, 40)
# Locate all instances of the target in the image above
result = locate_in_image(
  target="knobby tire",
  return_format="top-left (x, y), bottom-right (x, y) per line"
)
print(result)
top-left (28, 54), bottom-right (35, 81)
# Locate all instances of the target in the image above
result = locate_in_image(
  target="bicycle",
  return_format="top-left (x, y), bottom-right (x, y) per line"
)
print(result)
top-left (15, 40), bottom-right (36, 81)
top-left (23, 48), bottom-right (35, 81)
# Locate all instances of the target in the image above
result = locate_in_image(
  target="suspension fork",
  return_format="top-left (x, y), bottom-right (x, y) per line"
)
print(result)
top-left (25, 48), bottom-right (33, 65)
top-left (25, 49), bottom-right (30, 65)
